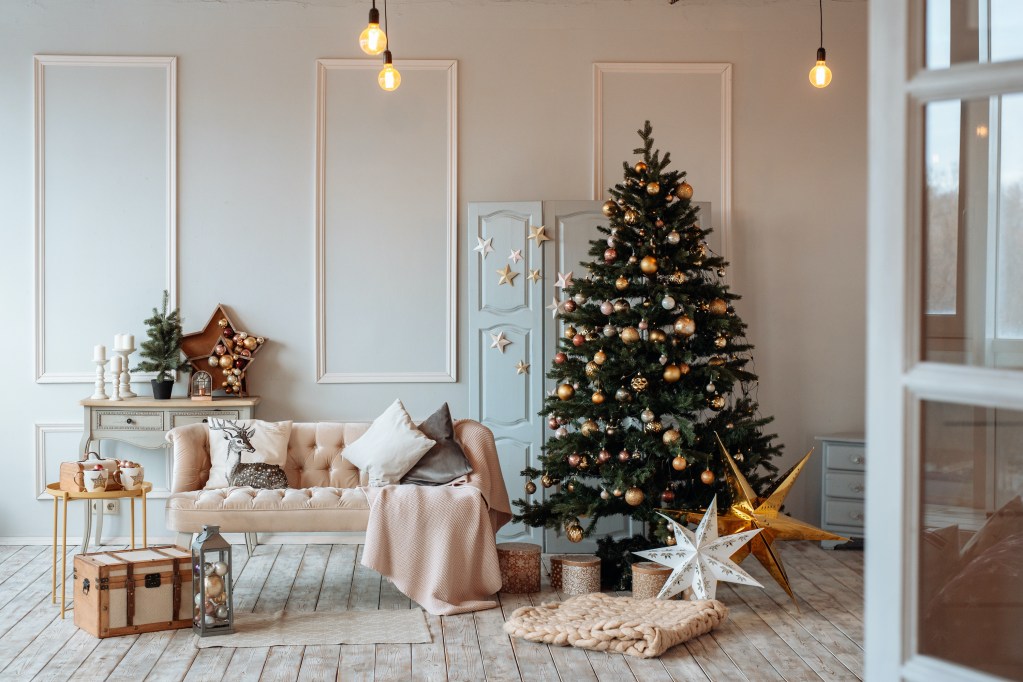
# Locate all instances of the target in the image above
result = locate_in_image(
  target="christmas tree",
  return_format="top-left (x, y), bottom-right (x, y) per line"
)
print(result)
top-left (514, 122), bottom-right (782, 586)
top-left (133, 290), bottom-right (190, 382)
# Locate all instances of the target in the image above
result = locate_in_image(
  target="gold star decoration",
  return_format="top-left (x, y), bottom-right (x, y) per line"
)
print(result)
top-left (496, 265), bottom-right (519, 286)
top-left (527, 269), bottom-right (542, 283)
top-left (659, 434), bottom-right (847, 605)
top-left (515, 360), bottom-right (530, 375)
top-left (528, 225), bottom-right (551, 246)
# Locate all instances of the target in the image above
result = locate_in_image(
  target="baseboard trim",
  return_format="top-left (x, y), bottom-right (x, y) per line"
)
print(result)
top-left (0, 532), bottom-right (367, 546)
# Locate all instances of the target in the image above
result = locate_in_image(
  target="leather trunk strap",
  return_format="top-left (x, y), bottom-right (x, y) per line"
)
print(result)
top-left (125, 564), bottom-right (135, 626)
top-left (172, 559), bottom-right (182, 620)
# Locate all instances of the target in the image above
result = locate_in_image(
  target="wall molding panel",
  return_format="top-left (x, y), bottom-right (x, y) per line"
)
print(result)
top-left (315, 59), bottom-right (458, 383)
top-left (593, 62), bottom-right (732, 261)
top-left (34, 55), bottom-right (177, 383)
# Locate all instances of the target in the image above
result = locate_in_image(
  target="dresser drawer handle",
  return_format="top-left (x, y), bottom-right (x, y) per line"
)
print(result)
top-left (850, 512), bottom-right (864, 521)
top-left (850, 455), bottom-right (865, 465)
top-left (202, 418), bottom-right (208, 423)
top-left (850, 484), bottom-right (865, 493)
top-left (125, 418), bottom-right (134, 425)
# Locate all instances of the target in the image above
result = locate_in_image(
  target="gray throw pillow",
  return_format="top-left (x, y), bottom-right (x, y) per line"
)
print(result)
top-left (401, 403), bottom-right (473, 486)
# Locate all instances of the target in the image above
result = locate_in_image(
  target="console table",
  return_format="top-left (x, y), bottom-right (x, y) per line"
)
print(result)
top-left (76, 397), bottom-right (259, 546)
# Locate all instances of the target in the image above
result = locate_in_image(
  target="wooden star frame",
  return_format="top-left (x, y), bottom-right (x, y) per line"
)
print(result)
top-left (181, 304), bottom-right (266, 396)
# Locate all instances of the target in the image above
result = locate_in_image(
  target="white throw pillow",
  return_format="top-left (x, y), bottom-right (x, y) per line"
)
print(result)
top-left (205, 419), bottom-right (293, 489)
top-left (342, 399), bottom-right (436, 486)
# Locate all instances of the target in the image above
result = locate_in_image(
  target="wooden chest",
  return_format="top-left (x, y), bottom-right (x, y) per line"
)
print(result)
top-left (74, 546), bottom-right (193, 638)
top-left (59, 454), bottom-right (122, 493)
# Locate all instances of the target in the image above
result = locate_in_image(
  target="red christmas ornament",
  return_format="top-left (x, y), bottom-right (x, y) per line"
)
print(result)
top-left (604, 248), bottom-right (618, 263)
top-left (554, 352), bottom-right (567, 364)
top-left (572, 334), bottom-right (586, 347)
top-left (563, 300), bottom-right (577, 313)
top-left (618, 450), bottom-right (631, 463)
top-left (660, 489), bottom-right (676, 504)
top-left (548, 417), bottom-right (559, 430)
top-left (568, 453), bottom-right (581, 468)
top-left (598, 449), bottom-right (611, 464)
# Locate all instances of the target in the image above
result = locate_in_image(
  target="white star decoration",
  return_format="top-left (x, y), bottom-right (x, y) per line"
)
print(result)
top-left (555, 271), bottom-right (574, 289)
top-left (546, 297), bottom-right (568, 319)
top-left (527, 269), bottom-right (542, 283)
top-left (474, 237), bottom-right (495, 258)
top-left (490, 331), bottom-right (512, 353)
top-left (509, 249), bottom-right (523, 264)
top-left (634, 495), bottom-right (763, 601)
top-left (515, 360), bottom-right (530, 375)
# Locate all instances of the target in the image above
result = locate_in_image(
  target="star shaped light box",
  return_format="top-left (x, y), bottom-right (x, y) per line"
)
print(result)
top-left (659, 434), bottom-right (848, 605)
top-left (180, 304), bottom-right (266, 397)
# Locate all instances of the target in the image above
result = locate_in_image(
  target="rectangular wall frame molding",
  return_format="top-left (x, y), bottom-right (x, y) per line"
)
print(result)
top-left (315, 59), bottom-right (458, 383)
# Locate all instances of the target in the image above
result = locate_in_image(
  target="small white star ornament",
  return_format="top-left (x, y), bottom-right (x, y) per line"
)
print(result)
top-left (546, 297), bottom-right (568, 319)
top-left (634, 495), bottom-right (763, 600)
top-left (508, 249), bottom-right (523, 264)
top-left (555, 271), bottom-right (574, 289)
top-left (490, 331), bottom-right (512, 353)
top-left (474, 237), bottom-right (494, 258)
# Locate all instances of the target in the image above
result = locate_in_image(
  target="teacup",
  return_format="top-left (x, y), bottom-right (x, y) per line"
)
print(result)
top-left (83, 468), bottom-right (108, 492)
top-left (117, 464), bottom-right (144, 491)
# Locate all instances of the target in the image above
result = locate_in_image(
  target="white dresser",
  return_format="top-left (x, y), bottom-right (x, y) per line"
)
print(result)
top-left (816, 434), bottom-right (866, 546)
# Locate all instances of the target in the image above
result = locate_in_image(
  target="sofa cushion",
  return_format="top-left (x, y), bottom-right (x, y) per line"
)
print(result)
top-left (166, 486), bottom-right (370, 533)
top-left (402, 403), bottom-right (472, 486)
top-left (340, 400), bottom-right (436, 486)
top-left (206, 419), bottom-right (293, 489)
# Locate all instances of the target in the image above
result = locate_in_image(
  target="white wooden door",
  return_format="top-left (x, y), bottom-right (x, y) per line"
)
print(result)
top-left (468, 202), bottom-right (545, 544)
top-left (866, 2), bottom-right (1023, 680)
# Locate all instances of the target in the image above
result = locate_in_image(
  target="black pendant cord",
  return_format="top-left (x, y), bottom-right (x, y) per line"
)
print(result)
top-left (384, 0), bottom-right (390, 52)
top-left (819, 0), bottom-right (824, 49)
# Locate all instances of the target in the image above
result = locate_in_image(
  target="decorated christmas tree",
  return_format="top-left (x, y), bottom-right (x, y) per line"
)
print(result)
top-left (514, 122), bottom-right (782, 586)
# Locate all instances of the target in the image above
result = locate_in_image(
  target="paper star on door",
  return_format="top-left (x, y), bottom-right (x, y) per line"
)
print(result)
top-left (659, 433), bottom-right (848, 605)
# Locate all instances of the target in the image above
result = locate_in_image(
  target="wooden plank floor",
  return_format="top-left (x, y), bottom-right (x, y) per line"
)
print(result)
top-left (0, 541), bottom-right (863, 681)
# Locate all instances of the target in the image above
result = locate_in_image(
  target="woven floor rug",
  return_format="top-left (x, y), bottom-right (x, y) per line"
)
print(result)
top-left (503, 592), bottom-right (728, 658)
top-left (196, 609), bottom-right (431, 648)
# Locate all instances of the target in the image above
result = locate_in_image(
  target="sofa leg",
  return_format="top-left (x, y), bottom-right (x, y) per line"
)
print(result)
top-left (175, 532), bottom-right (192, 549)
top-left (245, 532), bottom-right (258, 556)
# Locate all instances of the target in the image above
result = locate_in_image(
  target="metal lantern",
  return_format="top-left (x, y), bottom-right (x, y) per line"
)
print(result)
top-left (191, 525), bottom-right (234, 636)
top-left (189, 370), bottom-right (213, 401)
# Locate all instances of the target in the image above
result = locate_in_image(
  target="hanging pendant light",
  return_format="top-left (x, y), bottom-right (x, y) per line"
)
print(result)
top-left (359, 0), bottom-right (387, 56)
top-left (377, 0), bottom-right (400, 91)
top-left (379, 50), bottom-right (401, 91)
top-left (809, 0), bottom-right (832, 88)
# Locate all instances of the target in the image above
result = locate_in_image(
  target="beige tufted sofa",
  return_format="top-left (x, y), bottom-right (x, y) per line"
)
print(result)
top-left (165, 419), bottom-right (495, 552)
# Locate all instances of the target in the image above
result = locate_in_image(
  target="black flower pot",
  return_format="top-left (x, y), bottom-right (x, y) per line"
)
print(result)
top-left (151, 379), bottom-right (174, 400)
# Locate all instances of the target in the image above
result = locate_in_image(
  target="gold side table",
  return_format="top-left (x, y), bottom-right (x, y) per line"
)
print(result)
top-left (44, 482), bottom-right (152, 619)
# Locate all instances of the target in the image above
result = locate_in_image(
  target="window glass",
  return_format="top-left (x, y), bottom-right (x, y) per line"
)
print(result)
top-left (926, 0), bottom-right (1023, 68)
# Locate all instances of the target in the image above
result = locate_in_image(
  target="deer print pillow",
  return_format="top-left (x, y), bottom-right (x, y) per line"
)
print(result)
top-left (205, 419), bottom-right (293, 489)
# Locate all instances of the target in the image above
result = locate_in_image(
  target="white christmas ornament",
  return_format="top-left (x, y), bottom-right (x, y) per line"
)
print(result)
top-left (490, 331), bottom-right (512, 353)
top-left (634, 495), bottom-right (763, 600)
top-left (474, 236), bottom-right (495, 258)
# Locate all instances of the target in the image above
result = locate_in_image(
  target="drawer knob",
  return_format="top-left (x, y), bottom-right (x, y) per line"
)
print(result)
top-left (850, 484), bottom-right (865, 493)
top-left (851, 455), bottom-right (865, 465)
top-left (202, 418), bottom-right (208, 424)
top-left (125, 418), bottom-right (134, 425)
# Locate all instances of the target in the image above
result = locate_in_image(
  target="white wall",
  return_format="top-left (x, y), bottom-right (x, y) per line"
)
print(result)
top-left (0, 0), bottom-right (867, 539)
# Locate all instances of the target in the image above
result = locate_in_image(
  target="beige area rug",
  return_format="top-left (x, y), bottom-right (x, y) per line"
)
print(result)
top-left (196, 609), bottom-right (431, 648)
top-left (503, 592), bottom-right (728, 658)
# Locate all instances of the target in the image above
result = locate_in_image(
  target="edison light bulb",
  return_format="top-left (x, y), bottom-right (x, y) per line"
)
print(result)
top-left (359, 7), bottom-right (387, 55)
top-left (809, 47), bottom-right (832, 88)
top-left (378, 51), bottom-right (400, 91)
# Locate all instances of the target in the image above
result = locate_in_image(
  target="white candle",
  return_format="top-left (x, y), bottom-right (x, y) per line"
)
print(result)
top-left (113, 334), bottom-right (123, 351)
top-left (110, 355), bottom-right (122, 373)
top-left (93, 344), bottom-right (106, 362)
top-left (126, 334), bottom-right (134, 350)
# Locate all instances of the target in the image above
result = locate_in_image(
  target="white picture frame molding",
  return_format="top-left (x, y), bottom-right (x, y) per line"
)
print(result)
top-left (592, 62), bottom-right (732, 262)
top-left (34, 55), bottom-right (178, 383)
top-left (314, 58), bottom-right (458, 383)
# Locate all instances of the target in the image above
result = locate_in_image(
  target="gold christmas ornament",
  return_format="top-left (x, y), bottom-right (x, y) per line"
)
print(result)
top-left (667, 230), bottom-right (681, 245)
top-left (591, 390), bottom-right (605, 404)
top-left (541, 473), bottom-right (555, 488)
top-left (631, 375), bottom-right (649, 391)
top-left (714, 335), bottom-right (728, 349)
top-left (525, 480), bottom-right (537, 495)
top-left (621, 327), bottom-right (640, 344)
top-left (673, 316), bottom-right (697, 336)
top-left (709, 394), bottom-right (726, 411)
top-left (566, 524), bottom-right (585, 544)
top-left (709, 356), bottom-right (726, 367)
top-left (665, 535), bottom-right (677, 546)
top-left (564, 326), bottom-right (577, 339)
top-left (663, 429), bottom-right (681, 446)
top-left (593, 349), bottom-right (607, 365)
top-left (625, 487), bottom-right (645, 506)
top-left (613, 488), bottom-right (623, 497)
top-left (585, 361), bottom-right (599, 377)
top-left (557, 384), bottom-right (575, 400)
top-left (663, 435), bottom-right (848, 605)
top-left (663, 364), bottom-right (682, 383)
top-left (672, 455), bottom-right (688, 471)
top-left (709, 298), bottom-right (728, 315)
top-left (646, 420), bottom-right (663, 433)
top-left (700, 469), bottom-right (716, 485)
top-left (615, 276), bottom-right (629, 291)
top-left (624, 209), bottom-right (640, 225)
top-left (668, 270), bottom-right (687, 284)
top-left (649, 329), bottom-right (667, 343)
top-left (218, 355), bottom-right (234, 369)
top-left (613, 299), bottom-right (630, 314)
top-left (601, 200), bottom-right (619, 217)
top-left (640, 256), bottom-right (659, 275)
top-left (677, 181), bottom-right (694, 200)
top-left (566, 481), bottom-right (576, 493)
top-left (646, 181), bottom-right (660, 195)
top-left (581, 420), bottom-right (600, 437)
top-left (634, 161), bottom-right (648, 173)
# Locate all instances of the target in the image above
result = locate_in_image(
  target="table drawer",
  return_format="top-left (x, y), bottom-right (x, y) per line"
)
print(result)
top-left (171, 411), bottom-right (241, 428)
top-left (95, 411), bottom-right (165, 431)
top-left (824, 442), bottom-right (866, 471)
top-left (825, 499), bottom-right (865, 528)
top-left (825, 471), bottom-right (866, 500)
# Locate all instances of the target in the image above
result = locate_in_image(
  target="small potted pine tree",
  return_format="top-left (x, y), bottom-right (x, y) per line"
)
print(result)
top-left (133, 291), bottom-right (189, 399)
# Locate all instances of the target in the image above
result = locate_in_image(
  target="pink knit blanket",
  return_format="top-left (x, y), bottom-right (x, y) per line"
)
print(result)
top-left (359, 420), bottom-right (513, 615)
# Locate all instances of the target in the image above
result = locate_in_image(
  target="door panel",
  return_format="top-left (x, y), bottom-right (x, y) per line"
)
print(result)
top-left (468, 202), bottom-right (544, 544)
